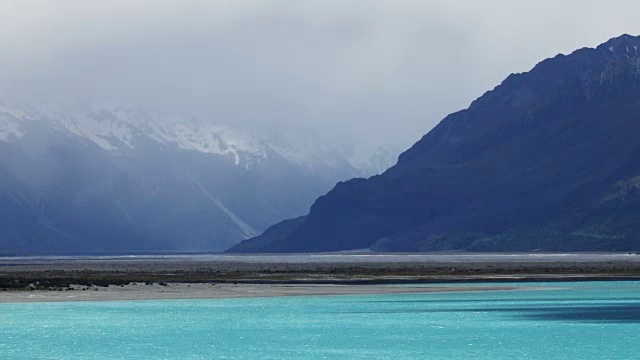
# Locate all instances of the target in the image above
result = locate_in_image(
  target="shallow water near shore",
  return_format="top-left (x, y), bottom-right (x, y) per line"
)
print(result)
top-left (1, 281), bottom-right (639, 359)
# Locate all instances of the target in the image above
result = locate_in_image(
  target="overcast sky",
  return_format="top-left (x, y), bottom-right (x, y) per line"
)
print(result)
top-left (2, 1), bottom-right (640, 156)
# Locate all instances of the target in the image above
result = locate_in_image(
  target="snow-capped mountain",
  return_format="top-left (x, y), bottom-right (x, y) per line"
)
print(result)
top-left (0, 102), bottom-right (357, 170)
top-left (0, 101), bottom-right (389, 253)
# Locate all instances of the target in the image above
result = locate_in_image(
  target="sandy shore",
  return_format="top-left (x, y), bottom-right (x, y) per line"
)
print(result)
top-left (0, 282), bottom-right (519, 303)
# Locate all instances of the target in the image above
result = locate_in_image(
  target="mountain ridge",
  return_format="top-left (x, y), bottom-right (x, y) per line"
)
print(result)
top-left (228, 34), bottom-right (640, 253)
top-left (0, 103), bottom-right (397, 253)
top-left (0, 102), bottom-right (369, 172)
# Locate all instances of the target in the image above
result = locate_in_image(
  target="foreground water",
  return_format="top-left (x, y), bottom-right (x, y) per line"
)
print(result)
top-left (0, 281), bottom-right (638, 359)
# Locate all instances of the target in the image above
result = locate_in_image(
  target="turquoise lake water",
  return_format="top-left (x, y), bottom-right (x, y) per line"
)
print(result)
top-left (1, 281), bottom-right (639, 359)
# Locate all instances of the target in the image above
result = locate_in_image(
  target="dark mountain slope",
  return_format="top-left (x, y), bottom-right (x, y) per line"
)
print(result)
top-left (229, 34), bottom-right (640, 253)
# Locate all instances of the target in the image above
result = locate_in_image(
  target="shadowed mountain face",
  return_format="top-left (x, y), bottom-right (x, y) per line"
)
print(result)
top-left (229, 34), bottom-right (640, 253)
top-left (0, 104), bottom-right (396, 253)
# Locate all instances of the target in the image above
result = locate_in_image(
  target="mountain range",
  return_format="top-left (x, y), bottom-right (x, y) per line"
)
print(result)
top-left (0, 102), bottom-right (394, 253)
top-left (229, 34), bottom-right (640, 253)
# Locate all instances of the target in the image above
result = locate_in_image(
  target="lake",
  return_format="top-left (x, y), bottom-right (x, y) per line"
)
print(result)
top-left (1, 281), bottom-right (638, 359)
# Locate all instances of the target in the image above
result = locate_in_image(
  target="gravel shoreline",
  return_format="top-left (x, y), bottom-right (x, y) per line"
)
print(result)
top-left (0, 253), bottom-right (639, 302)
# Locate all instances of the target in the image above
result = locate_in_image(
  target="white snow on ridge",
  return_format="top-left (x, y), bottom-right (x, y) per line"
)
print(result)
top-left (0, 116), bottom-right (23, 141)
top-left (55, 109), bottom-right (134, 151)
top-left (0, 104), bottom-right (34, 121)
top-left (165, 119), bottom-right (267, 166)
top-left (0, 101), bottom-right (384, 174)
top-left (0, 102), bottom-right (271, 165)
top-left (267, 143), bottom-right (327, 168)
top-left (0, 104), bottom-right (34, 141)
top-left (0, 121), bottom-right (23, 141)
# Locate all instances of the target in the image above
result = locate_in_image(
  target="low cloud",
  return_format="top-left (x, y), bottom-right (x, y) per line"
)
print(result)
top-left (2, 0), bottom-right (640, 153)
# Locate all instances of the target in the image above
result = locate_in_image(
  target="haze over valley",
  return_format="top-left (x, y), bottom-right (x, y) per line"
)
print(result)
top-left (0, 101), bottom-right (397, 252)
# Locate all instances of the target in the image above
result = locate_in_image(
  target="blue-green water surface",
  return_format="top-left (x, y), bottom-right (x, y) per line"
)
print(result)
top-left (1, 281), bottom-right (639, 359)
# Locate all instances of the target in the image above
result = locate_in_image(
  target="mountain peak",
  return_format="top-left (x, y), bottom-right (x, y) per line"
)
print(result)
top-left (600, 33), bottom-right (640, 45)
top-left (597, 34), bottom-right (640, 53)
top-left (229, 33), bottom-right (640, 253)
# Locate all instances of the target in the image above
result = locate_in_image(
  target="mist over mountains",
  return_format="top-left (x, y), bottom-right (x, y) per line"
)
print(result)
top-left (230, 34), bottom-right (640, 253)
top-left (0, 102), bottom-right (396, 253)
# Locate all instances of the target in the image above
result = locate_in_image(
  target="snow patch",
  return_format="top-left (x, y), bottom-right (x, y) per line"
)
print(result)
top-left (0, 104), bottom-right (33, 141)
